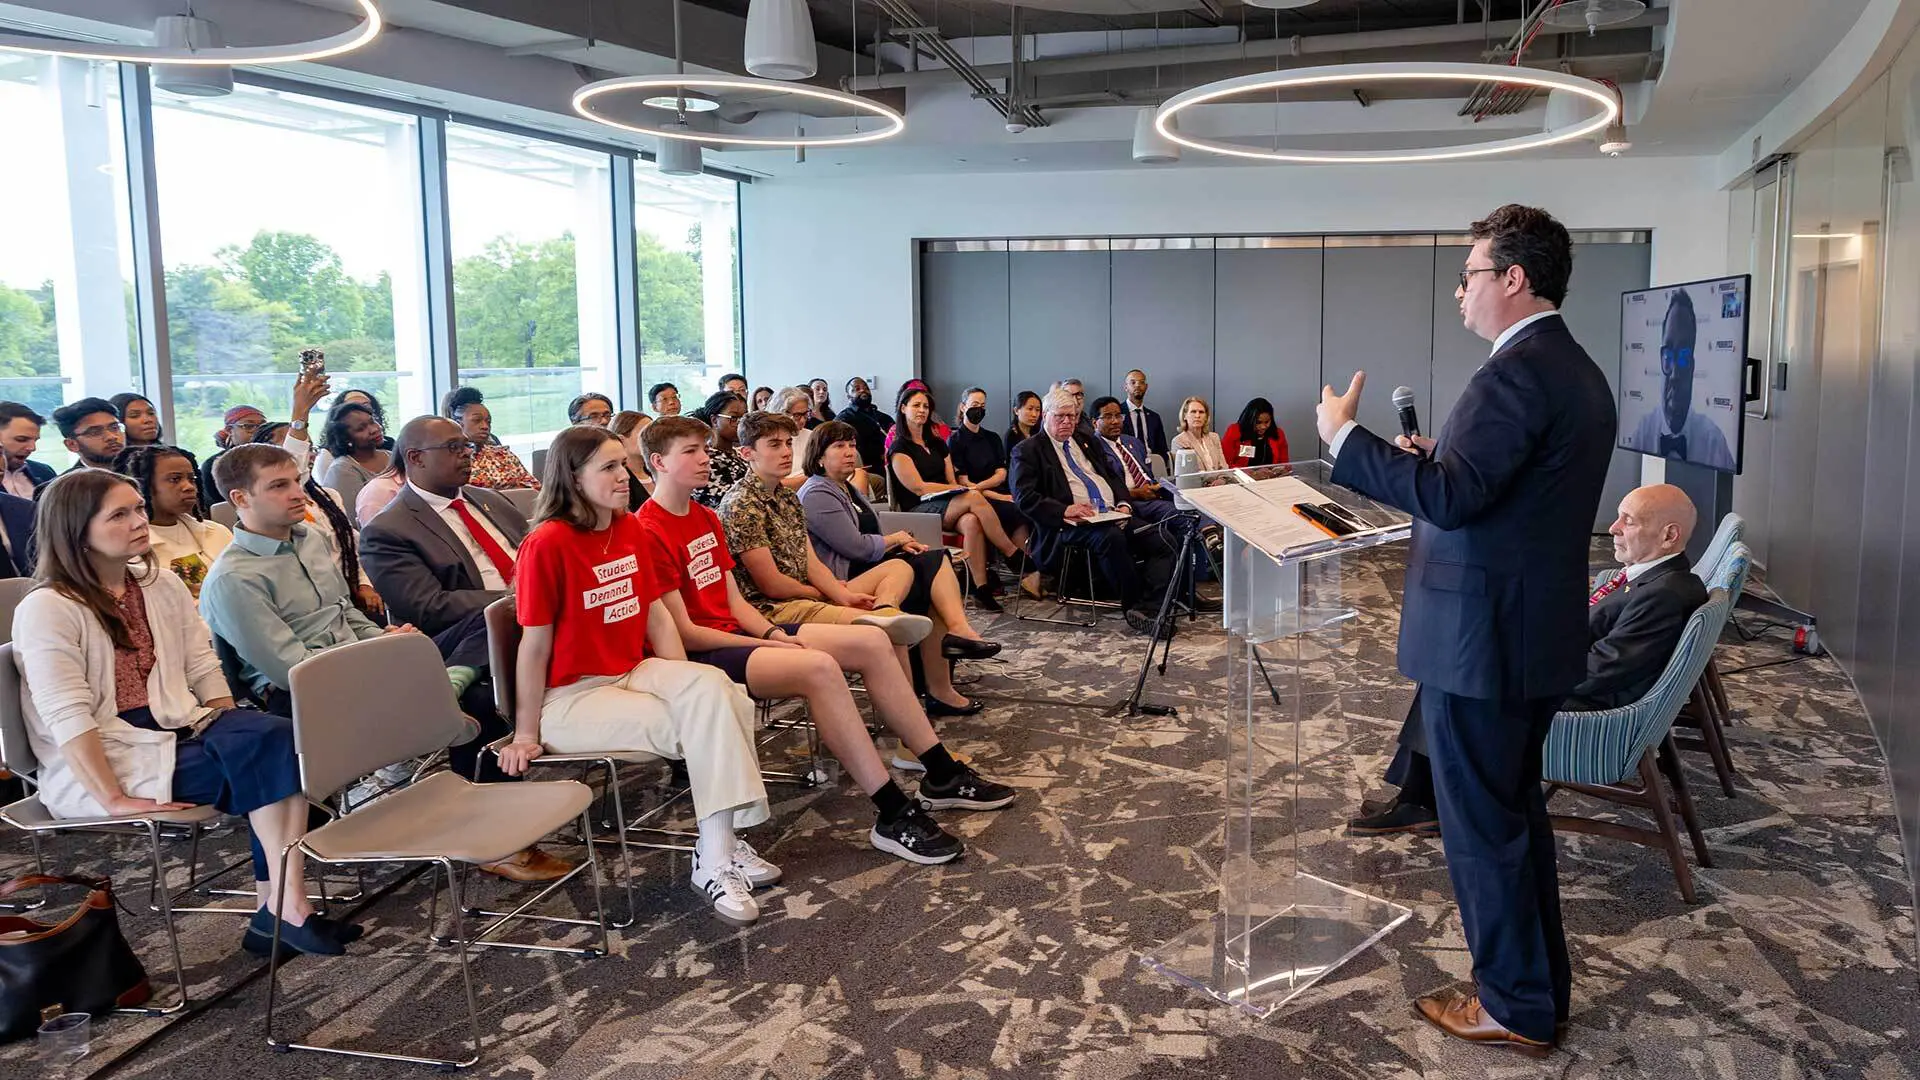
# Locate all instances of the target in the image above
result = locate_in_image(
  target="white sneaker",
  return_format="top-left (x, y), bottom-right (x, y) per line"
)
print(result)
top-left (690, 857), bottom-right (759, 924)
top-left (731, 839), bottom-right (783, 888)
top-left (852, 611), bottom-right (934, 645)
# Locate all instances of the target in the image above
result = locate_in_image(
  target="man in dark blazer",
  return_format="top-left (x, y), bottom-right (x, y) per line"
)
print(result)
top-left (0, 491), bottom-right (34, 577)
top-left (1011, 388), bottom-right (1177, 636)
top-left (1121, 369), bottom-right (1169, 458)
top-left (1316, 205), bottom-right (1616, 1056)
top-left (0, 402), bottom-right (53, 500)
top-left (360, 415), bottom-right (531, 640)
top-left (1354, 483), bottom-right (1707, 826)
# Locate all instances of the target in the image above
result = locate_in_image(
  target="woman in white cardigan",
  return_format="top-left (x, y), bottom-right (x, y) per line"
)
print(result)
top-left (14, 470), bottom-right (356, 958)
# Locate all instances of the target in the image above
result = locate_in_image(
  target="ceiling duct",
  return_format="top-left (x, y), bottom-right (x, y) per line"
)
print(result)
top-left (745, 0), bottom-right (818, 79)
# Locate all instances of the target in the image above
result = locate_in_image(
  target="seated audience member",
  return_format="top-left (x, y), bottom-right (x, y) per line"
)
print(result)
top-left (610, 411), bottom-right (653, 510)
top-left (0, 401), bottom-right (54, 498)
top-left (50, 397), bottom-right (125, 470)
top-left (801, 420), bottom-right (1002, 661)
top-left (355, 458), bottom-right (405, 528)
top-left (835, 376), bottom-right (893, 472)
top-left (115, 445), bottom-right (231, 598)
top-left (718, 372), bottom-right (749, 397)
top-left (751, 386), bottom-right (774, 412)
top-left (721, 413), bottom-right (1002, 716)
top-left (111, 392), bottom-right (162, 448)
top-left (692, 391), bottom-right (750, 509)
top-left (889, 385), bottom-right (1027, 608)
top-left (773, 387), bottom-right (816, 490)
top-left (451, 396), bottom-right (539, 491)
top-left (640, 418), bottom-right (1012, 865)
top-left (1171, 395), bottom-right (1231, 479)
top-left (1221, 396), bottom-right (1289, 470)
top-left (201, 444), bottom-right (567, 882)
top-left (1011, 388), bottom-right (1179, 637)
top-left (1121, 368), bottom-right (1170, 458)
top-left (1055, 378), bottom-right (1094, 438)
top-left (568, 393), bottom-right (615, 428)
top-left (948, 387), bottom-right (1030, 547)
top-left (0, 491), bottom-right (31, 577)
top-left (1005, 390), bottom-right (1041, 450)
top-left (499, 426), bottom-right (772, 924)
top-left (203, 369), bottom-right (331, 504)
top-left (1091, 396), bottom-right (1176, 516)
top-left (361, 416), bottom-right (529, 636)
top-left (320, 401), bottom-right (390, 529)
top-left (807, 378), bottom-right (833, 428)
top-left (310, 387), bottom-right (393, 481)
top-left (1350, 484), bottom-right (1709, 837)
top-left (649, 382), bottom-right (682, 418)
top-left (248, 423), bottom-right (381, 620)
top-left (16, 469), bottom-right (354, 957)
top-left (886, 379), bottom-right (951, 448)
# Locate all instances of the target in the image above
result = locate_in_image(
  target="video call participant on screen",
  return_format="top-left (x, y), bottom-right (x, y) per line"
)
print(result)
top-left (1628, 288), bottom-right (1737, 471)
top-left (1317, 203), bottom-right (1616, 1055)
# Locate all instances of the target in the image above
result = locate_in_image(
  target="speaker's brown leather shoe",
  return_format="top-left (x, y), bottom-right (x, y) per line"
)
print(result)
top-left (1413, 989), bottom-right (1552, 1059)
top-left (476, 845), bottom-right (573, 883)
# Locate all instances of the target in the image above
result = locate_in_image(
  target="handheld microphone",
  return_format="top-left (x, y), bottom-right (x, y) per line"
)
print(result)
top-left (1392, 386), bottom-right (1422, 448)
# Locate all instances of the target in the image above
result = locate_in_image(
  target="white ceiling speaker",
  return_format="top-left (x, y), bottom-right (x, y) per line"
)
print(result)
top-left (1133, 107), bottom-right (1179, 164)
top-left (745, 0), bottom-right (818, 80)
top-left (1536, 0), bottom-right (1647, 37)
top-left (1598, 119), bottom-right (1631, 156)
top-left (1242, 0), bottom-right (1320, 9)
top-left (656, 122), bottom-right (705, 175)
top-left (152, 17), bottom-right (233, 97)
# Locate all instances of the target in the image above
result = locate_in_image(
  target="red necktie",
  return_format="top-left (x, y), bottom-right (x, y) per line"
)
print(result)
top-left (1588, 571), bottom-right (1624, 606)
top-left (451, 498), bottom-right (516, 584)
top-left (1116, 441), bottom-right (1149, 487)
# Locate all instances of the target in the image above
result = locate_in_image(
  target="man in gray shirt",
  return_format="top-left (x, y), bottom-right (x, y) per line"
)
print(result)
top-left (200, 443), bottom-right (570, 883)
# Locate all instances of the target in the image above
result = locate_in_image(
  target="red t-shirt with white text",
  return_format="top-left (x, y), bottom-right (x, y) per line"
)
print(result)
top-left (637, 499), bottom-right (740, 634)
top-left (515, 515), bottom-right (665, 687)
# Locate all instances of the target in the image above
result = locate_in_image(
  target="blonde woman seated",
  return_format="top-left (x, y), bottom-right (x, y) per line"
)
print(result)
top-left (1170, 395), bottom-right (1232, 484)
top-left (499, 426), bottom-right (773, 925)
top-left (15, 470), bottom-right (356, 958)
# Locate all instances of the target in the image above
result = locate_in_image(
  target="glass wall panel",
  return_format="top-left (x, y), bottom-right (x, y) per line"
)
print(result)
top-left (445, 124), bottom-right (616, 463)
top-left (633, 161), bottom-right (741, 407)
top-left (0, 54), bottom-right (139, 471)
top-left (152, 82), bottom-right (430, 456)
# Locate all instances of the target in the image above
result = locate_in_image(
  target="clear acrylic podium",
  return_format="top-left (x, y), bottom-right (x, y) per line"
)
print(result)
top-left (1139, 460), bottom-right (1414, 1018)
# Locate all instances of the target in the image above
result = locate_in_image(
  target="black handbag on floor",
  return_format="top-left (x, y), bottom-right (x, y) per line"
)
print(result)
top-left (0, 874), bottom-right (151, 1043)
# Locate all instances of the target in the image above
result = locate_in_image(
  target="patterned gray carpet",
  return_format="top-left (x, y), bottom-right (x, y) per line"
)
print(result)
top-left (2, 547), bottom-right (1914, 1079)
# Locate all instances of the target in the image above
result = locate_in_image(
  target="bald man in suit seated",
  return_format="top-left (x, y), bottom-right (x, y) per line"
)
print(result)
top-left (1351, 483), bottom-right (1709, 838)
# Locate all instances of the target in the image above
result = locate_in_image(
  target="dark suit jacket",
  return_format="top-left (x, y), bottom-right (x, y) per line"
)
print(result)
top-left (0, 492), bottom-right (33, 577)
top-left (1010, 429), bottom-right (1131, 572)
top-left (12, 459), bottom-right (53, 498)
top-left (1121, 403), bottom-right (1168, 458)
top-left (835, 404), bottom-right (894, 471)
top-left (1100, 433), bottom-right (1171, 499)
top-left (1331, 314), bottom-right (1617, 701)
top-left (1565, 555), bottom-right (1708, 710)
top-left (359, 485), bottom-right (530, 636)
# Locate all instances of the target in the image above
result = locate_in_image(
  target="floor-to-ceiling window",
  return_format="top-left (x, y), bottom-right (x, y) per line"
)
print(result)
top-left (633, 160), bottom-right (740, 405)
top-left (150, 82), bottom-right (430, 457)
top-left (445, 123), bottom-right (617, 463)
top-left (0, 54), bottom-right (139, 471)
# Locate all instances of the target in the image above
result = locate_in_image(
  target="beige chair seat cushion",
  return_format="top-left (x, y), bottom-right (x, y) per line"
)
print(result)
top-left (2, 795), bottom-right (217, 831)
top-left (301, 772), bottom-right (590, 865)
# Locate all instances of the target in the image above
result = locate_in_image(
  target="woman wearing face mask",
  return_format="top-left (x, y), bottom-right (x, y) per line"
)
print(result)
top-left (947, 387), bottom-right (1030, 552)
top-left (114, 444), bottom-right (232, 598)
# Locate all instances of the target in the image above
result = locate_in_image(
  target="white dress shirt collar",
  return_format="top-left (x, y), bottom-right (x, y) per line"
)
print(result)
top-left (1623, 551), bottom-right (1682, 583)
top-left (408, 479), bottom-right (458, 513)
top-left (1489, 309), bottom-right (1559, 356)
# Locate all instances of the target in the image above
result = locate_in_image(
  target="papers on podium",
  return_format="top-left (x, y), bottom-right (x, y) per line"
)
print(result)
top-left (1181, 473), bottom-right (1387, 559)
top-left (1070, 509), bottom-right (1131, 526)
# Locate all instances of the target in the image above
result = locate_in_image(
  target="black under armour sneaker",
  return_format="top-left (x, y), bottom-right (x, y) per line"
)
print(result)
top-left (870, 805), bottom-right (964, 865)
top-left (917, 764), bottom-right (1017, 811)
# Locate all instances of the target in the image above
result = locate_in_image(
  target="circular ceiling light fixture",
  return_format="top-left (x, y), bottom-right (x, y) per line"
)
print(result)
top-left (0, 0), bottom-right (384, 65)
top-left (574, 75), bottom-right (904, 148)
top-left (1154, 61), bottom-right (1618, 165)
top-left (1536, 0), bottom-right (1647, 37)
top-left (642, 89), bottom-right (721, 112)
top-left (1242, 0), bottom-right (1321, 9)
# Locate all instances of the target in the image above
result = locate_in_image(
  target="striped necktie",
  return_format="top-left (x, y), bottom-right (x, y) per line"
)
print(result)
top-left (1588, 570), bottom-right (1625, 606)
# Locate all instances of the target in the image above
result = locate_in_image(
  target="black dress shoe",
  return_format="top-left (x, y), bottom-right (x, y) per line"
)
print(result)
top-left (1347, 799), bottom-right (1440, 837)
top-left (969, 586), bottom-right (1003, 613)
top-left (941, 635), bottom-right (1003, 661)
top-left (925, 695), bottom-right (985, 717)
top-left (1124, 609), bottom-right (1174, 639)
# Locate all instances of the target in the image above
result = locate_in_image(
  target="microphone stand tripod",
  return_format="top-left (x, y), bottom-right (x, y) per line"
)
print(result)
top-left (1119, 511), bottom-right (1281, 717)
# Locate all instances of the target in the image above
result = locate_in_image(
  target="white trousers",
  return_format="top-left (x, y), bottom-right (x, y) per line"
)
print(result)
top-left (541, 657), bottom-right (769, 829)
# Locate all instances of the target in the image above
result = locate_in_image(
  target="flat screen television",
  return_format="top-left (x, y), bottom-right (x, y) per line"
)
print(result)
top-left (1615, 274), bottom-right (1751, 475)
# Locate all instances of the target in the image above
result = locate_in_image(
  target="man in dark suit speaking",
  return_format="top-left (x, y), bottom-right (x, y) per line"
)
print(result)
top-left (1315, 205), bottom-right (1617, 1056)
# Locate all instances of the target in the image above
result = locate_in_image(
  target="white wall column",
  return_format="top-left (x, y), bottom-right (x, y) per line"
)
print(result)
top-left (701, 198), bottom-right (737, 374)
top-left (385, 123), bottom-right (433, 419)
top-left (44, 56), bottom-right (133, 400)
top-left (573, 162), bottom-right (617, 396)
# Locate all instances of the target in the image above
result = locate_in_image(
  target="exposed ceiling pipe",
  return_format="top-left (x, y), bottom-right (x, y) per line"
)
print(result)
top-left (844, 6), bottom-right (1665, 91)
top-left (868, 0), bottom-right (1046, 127)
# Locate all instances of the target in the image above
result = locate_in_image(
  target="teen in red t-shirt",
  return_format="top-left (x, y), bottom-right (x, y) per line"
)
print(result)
top-left (503, 426), bottom-right (771, 925)
top-left (638, 415), bottom-right (1016, 868)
